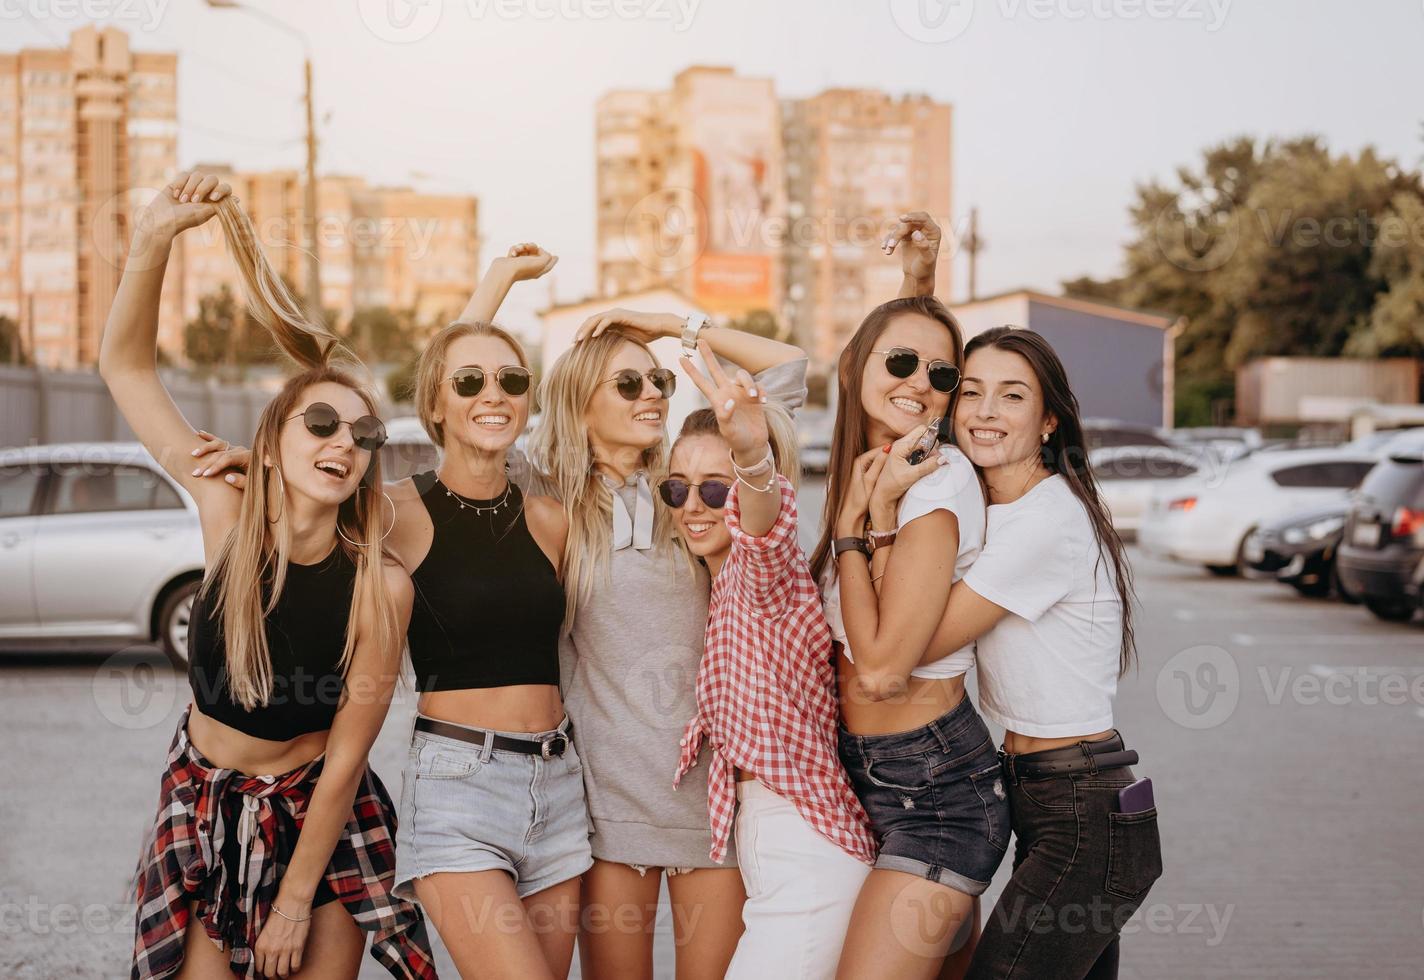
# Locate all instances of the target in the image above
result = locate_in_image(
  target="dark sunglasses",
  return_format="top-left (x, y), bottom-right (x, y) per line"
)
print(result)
top-left (603, 367), bottom-right (677, 402)
top-left (447, 365), bottom-right (532, 398)
top-left (658, 478), bottom-right (731, 510)
top-left (872, 347), bottom-right (961, 394)
top-left (285, 402), bottom-right (387, 451)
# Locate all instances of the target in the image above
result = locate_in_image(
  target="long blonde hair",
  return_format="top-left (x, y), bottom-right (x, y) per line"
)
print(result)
top-left (206, 198), bottom-right (399, 709)
top-left (528, 328), bottom-right (684, 622)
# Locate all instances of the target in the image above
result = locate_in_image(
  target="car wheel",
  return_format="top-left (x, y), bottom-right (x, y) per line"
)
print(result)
top-left (1364, 599), bottom-right (1415, 623)
top-left (158, 580), bottom-right (199, 669)
top-left (1291, 576), bottom-right (1330, 599)
top-left (1205, 564), bottom-right (1237, 577)
top-left (1330, 562), bottom-right (1361, 605)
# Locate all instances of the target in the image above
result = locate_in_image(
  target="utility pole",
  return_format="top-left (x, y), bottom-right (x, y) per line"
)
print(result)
top-left (964, 207), bottom-right (984, 301)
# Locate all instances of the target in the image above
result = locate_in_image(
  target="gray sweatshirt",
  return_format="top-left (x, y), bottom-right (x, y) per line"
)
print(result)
top-left (510, 357), bottom-right (808, 867)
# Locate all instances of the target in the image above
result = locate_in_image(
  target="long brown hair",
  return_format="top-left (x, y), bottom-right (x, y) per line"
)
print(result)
top-left (809, 296), bottom-right (965, 581)
top-left (673, 403), bottom-right (801, 490)
top-left (205, 198), bottom-right (398, 709)
top-left (966, 326), bottom-right (1138, 675)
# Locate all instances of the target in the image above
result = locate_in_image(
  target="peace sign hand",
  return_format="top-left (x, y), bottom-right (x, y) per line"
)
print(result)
top-left (679, 339), bottom-right (769, 461)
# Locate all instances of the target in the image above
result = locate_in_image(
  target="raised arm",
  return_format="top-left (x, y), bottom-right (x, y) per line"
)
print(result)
top-left (455, 242), bottom-right (558, 325)
top-left (574, 309), bottom-right (805, 376)
top-left (885, 210), bottom-right (943, 299)
top-left (99, 172), bottom-right (240, 515)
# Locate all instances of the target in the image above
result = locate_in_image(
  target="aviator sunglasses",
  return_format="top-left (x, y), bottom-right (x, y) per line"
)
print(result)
top-left (658, 478), bottom-right (731, 510)
top-left (871, 347), bottom-right (962, 394)
top-left (447, 365), bottom-right (532, 398)
top-left (284, 402), bottom-right (388, 451)
top-left (603, 367), bottom-right (677, 401)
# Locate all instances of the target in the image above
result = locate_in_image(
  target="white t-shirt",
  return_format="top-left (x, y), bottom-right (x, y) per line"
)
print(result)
top-left (961, 474), bottom-right (1122, 738)
top-left (822, 446), bottom-right (985, 680)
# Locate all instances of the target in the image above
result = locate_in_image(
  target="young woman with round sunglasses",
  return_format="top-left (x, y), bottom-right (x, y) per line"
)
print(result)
top-left (523, 308), bottom-right (808, 980)
top-left (663, 342), bottom-right (878, 979)
top-left (107, 172), bottom-right (435, 979)
top-left (191, 244), bottom-right (591, 978)
top-left (847, 328), bottom-right (1162, 980)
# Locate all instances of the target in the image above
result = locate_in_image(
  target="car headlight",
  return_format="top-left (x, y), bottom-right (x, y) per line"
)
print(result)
top-left (1306, 517), bottom-right (1345, 541)
top-left (1282, 527), bottom-right (1306, 545)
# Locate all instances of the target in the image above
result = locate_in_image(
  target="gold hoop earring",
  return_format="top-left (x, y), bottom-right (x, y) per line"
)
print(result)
top-left (266, 466), bottom-right (286, 524)
top-left (336, 489), bottom-right (397, 548)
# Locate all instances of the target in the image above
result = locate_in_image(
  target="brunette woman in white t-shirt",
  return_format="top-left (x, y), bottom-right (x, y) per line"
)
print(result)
top-left (849, 326), bottom-right (1164, 979)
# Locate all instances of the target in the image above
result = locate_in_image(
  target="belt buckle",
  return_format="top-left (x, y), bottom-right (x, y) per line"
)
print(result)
top-left (541, 732), bottom-right (567, 760)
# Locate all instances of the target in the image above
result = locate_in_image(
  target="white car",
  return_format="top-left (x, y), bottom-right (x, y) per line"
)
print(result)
top-left (1137, 447), bottom-right (1379, 575)
top-left (0, 443), bottom-right (204, 664)
top-left (1090, 446), bottom-right (1213, 539)
top-left (381, 416), bottom-right (441, 481)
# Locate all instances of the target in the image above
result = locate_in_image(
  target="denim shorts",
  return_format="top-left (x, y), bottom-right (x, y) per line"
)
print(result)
top-left (837, 697), bottom-right (1009, 895)
top-left (393, 715), bottom-right (593, 900)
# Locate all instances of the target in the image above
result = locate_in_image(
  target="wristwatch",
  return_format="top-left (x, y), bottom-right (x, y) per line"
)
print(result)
top-left (681, 312), bottom-right (709, 355)
top-left (866, 529), bottom-right (898, 553)
top-left (833, 537), bottom-right (870, 559)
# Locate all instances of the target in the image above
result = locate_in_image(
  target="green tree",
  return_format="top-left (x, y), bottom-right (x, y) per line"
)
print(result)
top-left (724, 308), bottom-right (786, 341)
top-left (346, 306), bottom-right (418, 364)
top-left (183, 285), bottom-right (282, 377)
top-left (1065, 137), bottom-right (1424, 424)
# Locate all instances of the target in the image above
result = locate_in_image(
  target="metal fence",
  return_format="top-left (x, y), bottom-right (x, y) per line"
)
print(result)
top-left (0, 365), bottom-right (275, 449)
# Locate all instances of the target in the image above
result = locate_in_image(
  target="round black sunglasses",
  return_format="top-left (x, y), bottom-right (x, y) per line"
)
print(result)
top-left (871, 347), bottom-right (961, 394)
top-left (284, 402), bottom-right (387, 451)
top-left (658, 478), bottom-right (731, 510)
top-left (447, 365), bottom-right (532, 398)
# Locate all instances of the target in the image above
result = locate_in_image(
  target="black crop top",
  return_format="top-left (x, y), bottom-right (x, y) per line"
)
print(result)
top-left (407, 472), bottom-right (564, 692)
top-left (187, 545), bottom-right (357, 741)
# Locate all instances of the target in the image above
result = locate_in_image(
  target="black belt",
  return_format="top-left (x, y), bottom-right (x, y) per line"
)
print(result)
top-left (1000, 730), bottom-right (1138, 782)
top-left (414, 716), bottom-right (573, 760)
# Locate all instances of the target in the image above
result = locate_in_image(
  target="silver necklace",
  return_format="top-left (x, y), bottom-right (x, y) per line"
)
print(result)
top-left (439, 478), bottom-right (512, 515)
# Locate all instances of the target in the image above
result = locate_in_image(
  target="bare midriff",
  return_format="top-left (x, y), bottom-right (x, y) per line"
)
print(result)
top-left (836, 651), bottom-right (968, 737)
top-left (186, 704), bottom-right (329, 778)
top-left (418, 683), bottom-right (565, 735)
top-left (1001, 728), bottom-right (1116, 756)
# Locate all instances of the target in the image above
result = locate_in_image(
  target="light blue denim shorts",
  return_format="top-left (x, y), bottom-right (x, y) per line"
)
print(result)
top-left (394, 715), bottom-right (593, 900)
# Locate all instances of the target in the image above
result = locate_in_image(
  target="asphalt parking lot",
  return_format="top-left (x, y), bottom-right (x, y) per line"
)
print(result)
top-left (3, 483), bottom-right (1422, 977)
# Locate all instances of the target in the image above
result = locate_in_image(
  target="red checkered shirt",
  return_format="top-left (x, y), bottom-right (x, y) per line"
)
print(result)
top-left (674, 476), bottom-right (877, 866)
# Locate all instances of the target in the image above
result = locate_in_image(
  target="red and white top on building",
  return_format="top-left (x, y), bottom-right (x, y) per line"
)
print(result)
top-left (674, 476), bottom-right (877, 866)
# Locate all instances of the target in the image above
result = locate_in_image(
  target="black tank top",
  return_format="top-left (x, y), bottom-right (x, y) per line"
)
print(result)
top-left (407, 472), bottom-right (563, 692)
top-left (187, 545), bottom-right (357, 741)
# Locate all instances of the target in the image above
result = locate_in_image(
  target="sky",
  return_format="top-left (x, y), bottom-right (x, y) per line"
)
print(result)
top-left (5, 0), bottom-right (1422, 337)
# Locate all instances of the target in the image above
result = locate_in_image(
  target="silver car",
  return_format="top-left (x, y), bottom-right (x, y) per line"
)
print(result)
top-left (0, 443), bottom-right (204, 666)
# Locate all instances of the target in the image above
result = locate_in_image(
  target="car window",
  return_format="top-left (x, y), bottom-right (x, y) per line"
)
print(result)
top-left (1359, 459), bottom-right (1424, 509)
top-left (1094, 453), bottom-right (1197, 481)
top-left (0, 465), bottom-right (43, 518)
top-left (1270, 462), bottom-right (1363, 489)
top-left (48, 463), bottom-right (183, 515)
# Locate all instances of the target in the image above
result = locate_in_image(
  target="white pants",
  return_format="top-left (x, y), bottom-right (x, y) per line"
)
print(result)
top-left (725, 780), bottom-right (872, 980)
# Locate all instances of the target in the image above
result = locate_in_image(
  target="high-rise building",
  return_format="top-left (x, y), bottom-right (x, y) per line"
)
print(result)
top-left (595, 70), bottom-right (952, 370)
top-left (597, 66), bottom-right (785, 321)
top-left (0, 26), bottom-right (179, 369)
top-left (180, 165), bottom-right (480, 338)
top-left (783, 89), bottom-right (953, 366)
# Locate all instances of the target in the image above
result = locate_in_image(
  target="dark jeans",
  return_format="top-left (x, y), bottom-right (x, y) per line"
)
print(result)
top-left (967, 751), bottom-right (1163, 979)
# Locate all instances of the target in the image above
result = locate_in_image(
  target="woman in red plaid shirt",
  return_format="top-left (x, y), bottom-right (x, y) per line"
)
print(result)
top-left (668, 339), bottom-right (877, 979)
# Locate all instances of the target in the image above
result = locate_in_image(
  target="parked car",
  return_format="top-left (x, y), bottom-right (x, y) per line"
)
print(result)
top-left (0, 443), bottom-right (204, 665)
top-left (1082, 419), bottom-right (1178, 451)
top-left (1242, 503), bottom-right (1355, 599)
top-left (1090, 445), bottom-right (1209, 539)
top-left (1138, 447), bottom-right (1379, 576)
top-left (1171, 426), bottom-right (1263, 463)
top-left (797, 409), bottom-right (833, 475)
top-left (1337, 431), bottom-right (1424, 623)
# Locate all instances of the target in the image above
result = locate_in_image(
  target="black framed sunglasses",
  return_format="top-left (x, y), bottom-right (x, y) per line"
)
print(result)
top-left (657, 478), bottom-right (731, 510)
top-left (447, 365), bottom-right (532, 398)
top-left (871, 347), bottom-right (961, 394)
top-left (285, 402), bottom-right (387, 451)
top-left (603, 367), bottom-right (676, 402)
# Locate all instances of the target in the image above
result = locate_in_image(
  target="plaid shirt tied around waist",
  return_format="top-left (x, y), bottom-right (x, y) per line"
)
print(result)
top-left (130, 704), bottom-right (438, 979)
top-left (674, 476), bottom-right (876, 866)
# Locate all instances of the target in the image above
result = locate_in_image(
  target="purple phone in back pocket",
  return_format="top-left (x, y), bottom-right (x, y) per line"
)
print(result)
top-left (1117, 777), bottom-right (1154, 814)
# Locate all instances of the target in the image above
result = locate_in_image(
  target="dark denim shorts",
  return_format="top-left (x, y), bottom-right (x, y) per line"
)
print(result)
top-left (837, 696), bottom-right (1009, 895)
